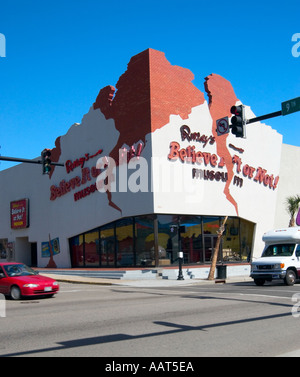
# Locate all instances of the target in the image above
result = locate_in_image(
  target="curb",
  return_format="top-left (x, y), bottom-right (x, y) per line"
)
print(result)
top-left (40, 274), bottom-right (114, 286)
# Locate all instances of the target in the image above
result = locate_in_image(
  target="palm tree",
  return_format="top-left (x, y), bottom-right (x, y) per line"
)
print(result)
top-left (286, 195), bottom-right (300, 227)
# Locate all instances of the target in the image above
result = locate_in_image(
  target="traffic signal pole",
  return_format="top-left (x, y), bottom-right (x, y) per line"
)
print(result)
top-left (0, 156), bottom-right (64, 167)
top-left (225, 97), bottom-right (300, 138)
top-left (246, 110), bottom-right (282, 124)
top-left (222, 96), bottom-right (300, 139)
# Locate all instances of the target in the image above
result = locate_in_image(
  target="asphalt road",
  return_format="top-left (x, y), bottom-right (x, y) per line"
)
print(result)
top-left (1, 280), bottom-right (300, 358)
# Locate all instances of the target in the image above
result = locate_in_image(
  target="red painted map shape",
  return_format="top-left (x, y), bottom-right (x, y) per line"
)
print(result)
top-left (94, 48), bottom-right (205, 162)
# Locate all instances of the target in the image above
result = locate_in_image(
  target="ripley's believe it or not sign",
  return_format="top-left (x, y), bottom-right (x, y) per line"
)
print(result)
top-left (49, 122), bottom-right (279, 206)
top-left (169, 125), bottom-right (279, 190)
top-left (10, 199), bottom-right (29, 229)
top-left (49, 143), bottom-right (144, 202)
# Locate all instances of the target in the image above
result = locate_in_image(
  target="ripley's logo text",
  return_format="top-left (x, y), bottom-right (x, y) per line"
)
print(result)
top-left (0, 33), bottom-right (6, 58)
top-left (292, 33), bottom-right (300, 58)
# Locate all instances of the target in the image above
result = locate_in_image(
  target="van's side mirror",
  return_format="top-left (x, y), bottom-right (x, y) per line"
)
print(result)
top-left (0, 273), bottom-right (5, 278)
top-left (296, 250), bottom-right (300, 258)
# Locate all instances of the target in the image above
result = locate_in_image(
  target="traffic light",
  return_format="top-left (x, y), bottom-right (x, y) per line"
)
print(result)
top-left (230, 105), bottom-right (246, 138)
top-left (41, 149), bottom-right (52, 175)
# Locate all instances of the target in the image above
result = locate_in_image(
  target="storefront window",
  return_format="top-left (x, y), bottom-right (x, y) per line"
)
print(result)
top-left (157, 215), bottom-right (180, 265)
top-left (180, 216), bottom-right (203, 264)
top-left (116, 218), bottom-right (134, 267)
top-left (221, 218), bottom-right (254, 262)
top-left (0, 239), bottom-right (8, 259)
top-left (240, 219), bottom-right (255, 262)
top-left (135, 215), bottom-right (154, 266)
top-left (203, 216), bottom-right (220, 262)
top-left (69, 214), bottom-right (254, 268)
top-left (100, 223), bottom-right (115, 267)
top-left (84, 229), bottom-right (100, 267)
top-left (70, 235), bottom-right (84, 267)
top-left (222, 217), bottom-right (240, 262)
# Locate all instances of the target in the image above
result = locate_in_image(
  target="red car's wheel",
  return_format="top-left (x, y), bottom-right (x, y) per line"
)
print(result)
top-left (10, 285), bottom-right (21, 300)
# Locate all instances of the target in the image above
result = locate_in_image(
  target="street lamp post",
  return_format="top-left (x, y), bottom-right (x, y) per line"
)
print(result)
top-left (177, 251), bottom-right (184, 280)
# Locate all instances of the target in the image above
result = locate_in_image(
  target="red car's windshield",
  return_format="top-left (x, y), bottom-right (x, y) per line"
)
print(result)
top-left (3, 264), bottom-right (37, 277)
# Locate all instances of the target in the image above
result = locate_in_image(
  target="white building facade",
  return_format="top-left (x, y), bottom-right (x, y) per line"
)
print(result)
top-left (0, 49), bottom-right (299, 269)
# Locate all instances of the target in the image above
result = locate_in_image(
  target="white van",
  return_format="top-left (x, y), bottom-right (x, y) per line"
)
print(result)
top-left (250, 227), bottom-right (300, 286)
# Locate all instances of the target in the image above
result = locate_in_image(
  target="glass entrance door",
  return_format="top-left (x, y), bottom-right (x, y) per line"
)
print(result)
top-left (100, 237), bottom-right (115, 267)
top-left (204, 235), bottom-right (219, 263)
top-left (100, 224), bottom-right (115, 267)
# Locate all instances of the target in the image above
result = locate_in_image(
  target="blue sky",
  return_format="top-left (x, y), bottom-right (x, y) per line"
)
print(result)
top-left (0, 0), bottom-right (299, 170)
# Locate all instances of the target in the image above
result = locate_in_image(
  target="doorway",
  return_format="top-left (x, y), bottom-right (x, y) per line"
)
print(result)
top-left (15, 237), bottom-right (31, 265)
top-left (31, 243), bottom-right (37, 267)
top-left (100, 237), bottom-right (115, 267)
top-left (204, 235), bottom-right (219, 263)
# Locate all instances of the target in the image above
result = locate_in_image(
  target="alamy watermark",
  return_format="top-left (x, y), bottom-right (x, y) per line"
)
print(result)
top-left (0, 293), bottom-right (6, 318)
top-left (0, 33), bottom-right (6, 58)
top-left (94, 151), bottom-right (205, 204)
top-left (292, 33), bottom-right (300, 58)
top-left (291, 293), bottom-right (300, 318)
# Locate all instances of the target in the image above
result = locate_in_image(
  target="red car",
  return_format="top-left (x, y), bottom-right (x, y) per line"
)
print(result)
top-left (0, 262), bottom-right (59, 300)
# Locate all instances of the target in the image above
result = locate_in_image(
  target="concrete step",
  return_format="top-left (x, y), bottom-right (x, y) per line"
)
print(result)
top-left (38, 269), bottom-right (126, 279)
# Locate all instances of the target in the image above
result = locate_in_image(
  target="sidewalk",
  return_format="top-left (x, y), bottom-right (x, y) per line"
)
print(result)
top-left (37, 263), bottom-right (252, 287)
top-left (39, 271), bottom-right (253, 287)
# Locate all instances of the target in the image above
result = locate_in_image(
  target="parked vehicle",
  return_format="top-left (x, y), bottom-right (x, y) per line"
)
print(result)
top-left (250, 227), bottom-right (300, 286)
top-left (0, 262), bottom-right (59, 300)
